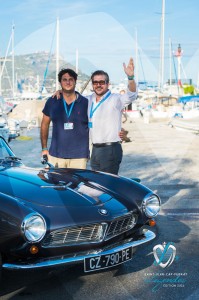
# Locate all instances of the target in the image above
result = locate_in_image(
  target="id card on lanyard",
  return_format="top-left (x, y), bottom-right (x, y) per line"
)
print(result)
top-left (89, 91), bottom-right (111, 128)
top-left (63, 99), bottom-right (75, 130)
top-left (64, 123), bottom-right (74, 130)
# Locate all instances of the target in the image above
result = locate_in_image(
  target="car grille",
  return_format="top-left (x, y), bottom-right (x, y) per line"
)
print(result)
top-left (42, 213), bottom-right (137, 248)
top-left (42, 223), bottom-right (107, 247)
top-left (105, 212), bottom-right (137, 240)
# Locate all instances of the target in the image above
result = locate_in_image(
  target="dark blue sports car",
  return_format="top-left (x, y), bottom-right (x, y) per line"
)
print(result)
top-left (0, 136), bottom-right (160, 278)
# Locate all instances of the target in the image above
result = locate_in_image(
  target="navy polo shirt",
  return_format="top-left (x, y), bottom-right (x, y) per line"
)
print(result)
top-left (42, 92), bottom-right (89, 159)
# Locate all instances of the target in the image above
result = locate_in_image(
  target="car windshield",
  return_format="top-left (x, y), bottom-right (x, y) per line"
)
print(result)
top-left (0, 136), bottom-right (16, 161)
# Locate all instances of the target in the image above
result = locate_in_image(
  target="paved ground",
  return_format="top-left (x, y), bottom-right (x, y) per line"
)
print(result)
top-left (1, 117), bottom-right (199, 300)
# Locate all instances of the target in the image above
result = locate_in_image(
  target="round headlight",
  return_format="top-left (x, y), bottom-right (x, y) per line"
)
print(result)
top-left (142, 194), bottom-right (161, 218)
top-left (22, 214), bottom-right (46, 242)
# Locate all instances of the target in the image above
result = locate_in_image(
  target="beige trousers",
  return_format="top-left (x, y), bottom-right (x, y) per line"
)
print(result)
top-left (48, 155), bottom-right (87, 169)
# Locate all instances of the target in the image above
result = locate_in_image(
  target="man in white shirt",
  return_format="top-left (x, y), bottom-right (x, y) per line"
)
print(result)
top-left (88, 58), bottom-right (136, 174)
top-left (53, 57), bottom-right (137, 174)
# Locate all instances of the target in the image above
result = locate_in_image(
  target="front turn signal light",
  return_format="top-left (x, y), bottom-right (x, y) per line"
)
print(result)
top-left (30, 245), bottom-right (39, 254)
top-left (149, 219), bottom-right (156, 227)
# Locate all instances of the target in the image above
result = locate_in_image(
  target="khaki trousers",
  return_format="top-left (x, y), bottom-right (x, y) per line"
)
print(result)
top-left (48, 155), bottom-right (87, 169)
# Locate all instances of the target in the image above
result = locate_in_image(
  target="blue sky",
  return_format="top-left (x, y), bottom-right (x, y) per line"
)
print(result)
top-left (0, 0), bottom-right (198, 84)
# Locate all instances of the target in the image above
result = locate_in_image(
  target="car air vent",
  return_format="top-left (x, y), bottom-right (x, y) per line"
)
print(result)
top-left (42, 223), bottom-right (107, 247)
top-left (105, 212), bottom-right (137, 240)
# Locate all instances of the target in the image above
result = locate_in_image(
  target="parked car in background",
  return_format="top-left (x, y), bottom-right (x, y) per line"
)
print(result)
top-left (0, 136), bottom-right (161, 279)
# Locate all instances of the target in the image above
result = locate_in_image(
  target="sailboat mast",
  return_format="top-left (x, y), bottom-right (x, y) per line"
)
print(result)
top-left (12, 22), bottom-right (15, 98)
top-left (169, 37), bottom-right (172, 86)
top-left (158, 0), bottom-right (165, 91)
top-left (76, 49), bottom-right (78, 74)
top-left (0, 57), bottom-right (2, 96)
top-left (56, 17), bottom-right (59, 90)
top-left (135, 28), bottom-right (138, 84)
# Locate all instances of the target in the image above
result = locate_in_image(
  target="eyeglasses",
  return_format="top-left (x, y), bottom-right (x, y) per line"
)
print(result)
top-left (92, 80), bottom-right (107, 86)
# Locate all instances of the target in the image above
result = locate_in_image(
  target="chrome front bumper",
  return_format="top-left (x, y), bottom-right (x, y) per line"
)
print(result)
top-left (3, 229), bottom-right (155, 270)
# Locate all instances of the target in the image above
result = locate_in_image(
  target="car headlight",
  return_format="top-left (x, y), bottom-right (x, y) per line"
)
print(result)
top-left (22, 213), bottom-right (47, 242)
top-left (142, 194), bottom-right (161, 218)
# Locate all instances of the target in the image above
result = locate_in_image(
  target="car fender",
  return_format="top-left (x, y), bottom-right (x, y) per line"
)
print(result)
top-left (0, 192), bottom-right (37, 250)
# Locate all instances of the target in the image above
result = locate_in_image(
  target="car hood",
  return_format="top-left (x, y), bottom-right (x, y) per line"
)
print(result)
top-left (0, 166), bottom-right (144, 208)
top-left (0, 166), bottom-right (152, 225)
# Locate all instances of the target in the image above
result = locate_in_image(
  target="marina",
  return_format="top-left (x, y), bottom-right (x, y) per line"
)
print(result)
top-left (0, 0), bottom-right (199, 298)
top-left (0, 5), bottom-right (198, 139)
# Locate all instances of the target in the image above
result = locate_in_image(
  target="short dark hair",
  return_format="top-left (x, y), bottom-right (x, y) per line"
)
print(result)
top-left (58, 68), bottom-right (78, 83)
top-left (91, 70), bottom-right (109, 83)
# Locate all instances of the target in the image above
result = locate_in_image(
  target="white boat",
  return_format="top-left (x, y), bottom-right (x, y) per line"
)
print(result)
top-left (169, 117), bottom-right (199, 133)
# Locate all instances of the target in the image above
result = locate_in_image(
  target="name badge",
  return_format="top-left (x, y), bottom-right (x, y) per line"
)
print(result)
top-left (88, 122), bottom-right (93, 128)
top-left (64, 122), bottom-right (74, 130)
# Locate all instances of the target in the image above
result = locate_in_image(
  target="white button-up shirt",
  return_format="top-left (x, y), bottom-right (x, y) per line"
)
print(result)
top-left (86, 89), bottom-right (137, 144)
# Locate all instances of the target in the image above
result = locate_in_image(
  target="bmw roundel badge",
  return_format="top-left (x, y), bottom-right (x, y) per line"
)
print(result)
top-left (99, 209), bottom-right (108, 215)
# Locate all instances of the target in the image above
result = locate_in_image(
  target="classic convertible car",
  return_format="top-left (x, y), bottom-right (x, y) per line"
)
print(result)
top-left (0, 136), bottom-right (160, 278)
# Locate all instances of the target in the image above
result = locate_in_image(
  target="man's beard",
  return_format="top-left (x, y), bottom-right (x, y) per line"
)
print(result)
top-left (94, 88), bottom-right (106, 96)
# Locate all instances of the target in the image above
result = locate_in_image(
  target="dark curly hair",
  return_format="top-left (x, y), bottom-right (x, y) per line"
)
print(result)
top-left (58, 69), bottom-right (78, 83)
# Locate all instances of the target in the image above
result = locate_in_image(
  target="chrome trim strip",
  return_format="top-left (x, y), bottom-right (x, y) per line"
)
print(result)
top-left (3, 229), bottom-right (155, 270)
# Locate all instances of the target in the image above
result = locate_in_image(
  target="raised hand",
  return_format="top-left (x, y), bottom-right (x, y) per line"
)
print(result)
top-left (123, 57), bottom-right (134, 77)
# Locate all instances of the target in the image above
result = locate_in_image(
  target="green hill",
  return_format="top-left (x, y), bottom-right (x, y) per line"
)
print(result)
top-left (1, 52), bottom-right (90, 97)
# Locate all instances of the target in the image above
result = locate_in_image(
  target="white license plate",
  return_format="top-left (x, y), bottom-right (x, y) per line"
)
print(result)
top-left (84, 247), bottom-right (132, 272)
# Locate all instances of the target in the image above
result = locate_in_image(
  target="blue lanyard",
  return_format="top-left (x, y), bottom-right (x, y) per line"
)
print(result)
top-left (63, 99), bottom-right (75, 120)
top-left (89, 91), bottom-right (111, 119)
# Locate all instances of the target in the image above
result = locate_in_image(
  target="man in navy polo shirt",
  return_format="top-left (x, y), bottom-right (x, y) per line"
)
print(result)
top-left (40, 68), bottom-right (89, 168)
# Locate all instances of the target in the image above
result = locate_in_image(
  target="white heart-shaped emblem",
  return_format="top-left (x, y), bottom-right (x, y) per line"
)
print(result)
top-left (153, 242), bottom-right (176, 268)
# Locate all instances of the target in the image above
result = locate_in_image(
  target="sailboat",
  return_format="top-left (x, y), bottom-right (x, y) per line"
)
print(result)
top-left (0, 24), bottom-right (15, 99)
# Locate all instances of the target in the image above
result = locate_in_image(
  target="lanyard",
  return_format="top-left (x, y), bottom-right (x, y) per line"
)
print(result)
top-left (89, 91), bottom-right (111, 119)
top-left (63, 99), bottom-right (75, 120)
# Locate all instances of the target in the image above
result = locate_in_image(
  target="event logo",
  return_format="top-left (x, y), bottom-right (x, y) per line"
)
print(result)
top-left (153, 242), bottom-right (176, 268)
